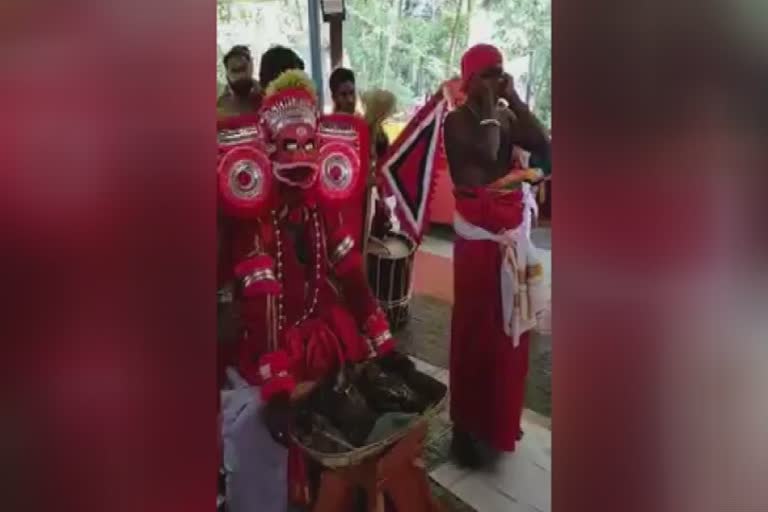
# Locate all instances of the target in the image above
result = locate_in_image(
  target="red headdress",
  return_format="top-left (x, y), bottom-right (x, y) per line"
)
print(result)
top-left (460, 43), bottom-right (503, 90)
top-left (261, 71), bottom-right (366, 207)
top-left (217, 71), bottom-right (367, 220)
top-left (260, 71), bottom-right (320, 190)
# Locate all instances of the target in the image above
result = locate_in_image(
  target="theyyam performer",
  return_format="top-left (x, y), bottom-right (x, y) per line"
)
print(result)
top-left (443, 43), bottom-right (551, 467)
top-left (217, 69), bottom-right (396, 512)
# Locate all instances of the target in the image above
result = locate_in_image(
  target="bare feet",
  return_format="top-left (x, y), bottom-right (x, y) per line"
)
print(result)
top-left (450, 428), bottom-right (486, 469)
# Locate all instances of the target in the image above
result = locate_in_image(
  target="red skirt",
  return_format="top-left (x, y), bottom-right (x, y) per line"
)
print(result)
top-left (449, 188), bottom-right (530, 452)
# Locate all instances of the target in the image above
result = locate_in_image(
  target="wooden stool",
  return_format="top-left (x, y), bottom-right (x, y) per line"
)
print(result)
top-left (312, 422), bottom-right (443, 512)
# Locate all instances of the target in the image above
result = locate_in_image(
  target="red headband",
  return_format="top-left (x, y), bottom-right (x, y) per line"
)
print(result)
top-left (460, 44), bottom-right (503, 87)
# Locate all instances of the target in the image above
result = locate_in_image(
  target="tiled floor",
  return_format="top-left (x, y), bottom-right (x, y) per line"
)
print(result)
top-left (411, 356), bottom-right (552, 512)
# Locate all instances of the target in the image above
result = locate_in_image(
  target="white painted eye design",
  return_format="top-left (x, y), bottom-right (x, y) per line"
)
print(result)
top-left (322, 154), bottom-right (352, 191)
top-left (230, 160), bottom-right (263, 199)
top-left (317, 142), bottom-right (360, 201)
top-left (217, 146), bottom-right (273, 218)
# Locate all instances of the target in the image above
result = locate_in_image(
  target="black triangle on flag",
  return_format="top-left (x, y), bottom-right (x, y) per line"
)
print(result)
top-left (380, 97), bottom-right (446, 241)
top-left (389, 120), bottom-right (435, 219)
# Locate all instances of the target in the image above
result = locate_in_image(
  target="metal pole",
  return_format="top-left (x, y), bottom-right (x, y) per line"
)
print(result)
top-left (307, 0), bottom-right (325, 110)
top-left (330, 18), bottom-right (343, 69)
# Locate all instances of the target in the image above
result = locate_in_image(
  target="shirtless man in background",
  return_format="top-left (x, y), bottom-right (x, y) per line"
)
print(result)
top-left (444, 43), bottom-right (550, 468)
top-left (217, 45), bottom-right (262, 118)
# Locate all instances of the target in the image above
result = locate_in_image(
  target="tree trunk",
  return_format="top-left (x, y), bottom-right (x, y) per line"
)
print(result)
top-left (330, 19), bottom-right (343, 69)
top-left (378, 33), bottom-right (386, 83)
top-left (525, 50), bottom-right (534, 104)
top-left (382, 0), bottom-right (403, 88)
top-left (466, 0), bottom-right (474, 44)
top-left (445, 0), bottom-right (465, 76)
top-left (296, 0), bottom-right (305, 30)
top-left (417, 55), bottom-right (424, 96)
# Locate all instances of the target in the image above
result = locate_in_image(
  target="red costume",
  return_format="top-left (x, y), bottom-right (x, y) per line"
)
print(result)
top-left (217, 70), bottom-right (394, 401)
top-left (217, 71), bottom-right (396, 509)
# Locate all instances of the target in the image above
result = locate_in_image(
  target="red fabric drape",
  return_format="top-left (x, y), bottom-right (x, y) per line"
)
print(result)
top-left (450, 188), bottom-right (529, 452)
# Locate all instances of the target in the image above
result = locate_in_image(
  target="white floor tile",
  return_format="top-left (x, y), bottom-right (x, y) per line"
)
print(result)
top-left (449, 473), bottom-right (531, 512)
top-left (481, 450), bottom-right (551, 512)
top-left (430, 460), bottom-right (470, 489)
top-left (409, 356), bottom-right (442, 377)
top-left (430, 415), bottom-right (552, 511)
top-left (518, 420), bottom-right (552, 472)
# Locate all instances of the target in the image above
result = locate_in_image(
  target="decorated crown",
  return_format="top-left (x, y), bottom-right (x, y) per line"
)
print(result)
top-left (260, 70), bottom-right (318, 137)
top-left (216, 113), bottom-right (265, 152)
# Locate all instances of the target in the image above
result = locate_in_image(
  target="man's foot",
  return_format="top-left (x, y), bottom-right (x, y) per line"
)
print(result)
top-left (450, 428), bottom-right (485, 469)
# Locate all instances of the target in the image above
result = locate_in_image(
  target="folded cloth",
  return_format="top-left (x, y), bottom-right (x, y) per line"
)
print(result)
top-left (364, 412), bottom-right (418, 444)
top-left (221, 368), bottom-right (288, 512)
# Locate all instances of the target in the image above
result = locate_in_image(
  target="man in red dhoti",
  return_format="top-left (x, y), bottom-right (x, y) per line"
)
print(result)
top-left (217, 69), bottom-right (395, 511)
top-left (444, 44), bottom-right (551, 467)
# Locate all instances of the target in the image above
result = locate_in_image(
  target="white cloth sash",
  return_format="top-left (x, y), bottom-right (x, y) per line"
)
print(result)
top-left (453, 184), bottom-right (547, 347)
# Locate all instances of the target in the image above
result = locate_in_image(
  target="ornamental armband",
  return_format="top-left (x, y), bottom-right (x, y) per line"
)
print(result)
top-left (217, 113), bottom-right (265, 154)
top-left (234, 254), bottom-right (281, 297)
top-left (258, 351), bottom-right (296, 402)
top-left (364, 309), bottom-right (395, 356)
top-left (327, 227), bottom-right (360, 276)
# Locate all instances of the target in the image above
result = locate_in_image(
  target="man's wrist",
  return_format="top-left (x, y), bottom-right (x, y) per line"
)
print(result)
top-left (505, 95), bottom-right (528, 114)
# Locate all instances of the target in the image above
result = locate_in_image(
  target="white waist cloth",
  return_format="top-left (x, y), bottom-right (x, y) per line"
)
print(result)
top-left (453, 184), bottom-right (547, 347)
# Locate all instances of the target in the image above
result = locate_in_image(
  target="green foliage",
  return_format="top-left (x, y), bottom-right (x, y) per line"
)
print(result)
top-left (214, 0), bottom-right (550, 126)
top-left (346, 0), bottom-right (550, 126)
top-left (488, 0), bottom-right (551, 127)
top-left (345, 0), bottom-right (469, 112)
top-left (216, 0), bottom-right (265, 94)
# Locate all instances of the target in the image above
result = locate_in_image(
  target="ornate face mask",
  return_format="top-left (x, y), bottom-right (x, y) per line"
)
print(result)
top-left (261, 85), bottom-right (319, 189)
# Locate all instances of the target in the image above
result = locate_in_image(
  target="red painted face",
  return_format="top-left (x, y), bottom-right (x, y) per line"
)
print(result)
top-left (261, 87), bottom-right (320, 189)
top-left (271, 120), bottom-right (319, 188)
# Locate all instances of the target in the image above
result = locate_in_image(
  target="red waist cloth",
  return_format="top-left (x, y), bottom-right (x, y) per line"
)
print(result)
top-left (450, 186), bottom-right (529, 452)
top-left (454, 184), bottom-right (523, 231)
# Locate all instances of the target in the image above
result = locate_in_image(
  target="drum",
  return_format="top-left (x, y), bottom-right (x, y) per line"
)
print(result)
top-left (366, 232), bottom-right (416, 330)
